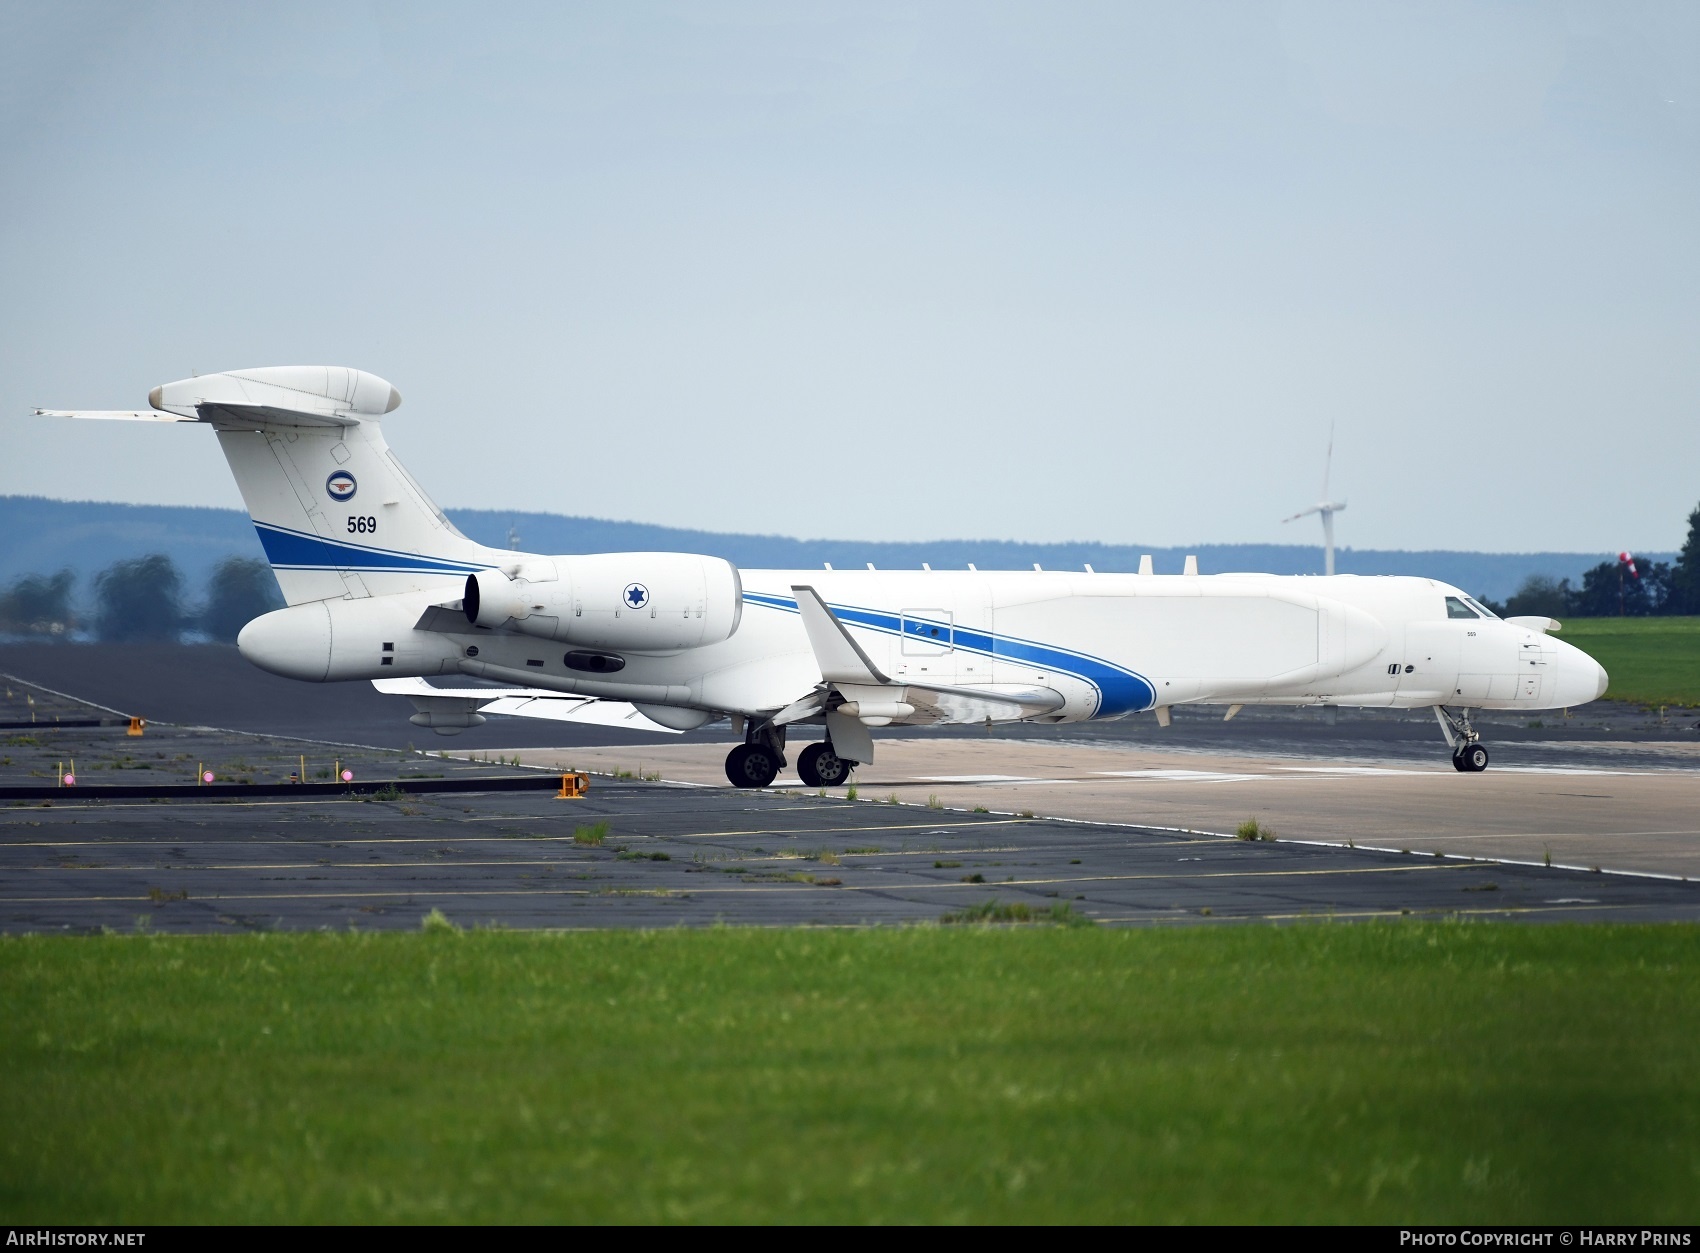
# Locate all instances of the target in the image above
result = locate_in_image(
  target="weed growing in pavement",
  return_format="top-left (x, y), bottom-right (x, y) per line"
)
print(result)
top-left (1236, 819), bottom-right (1276, 842)
top-left (939, 900), bottom-right (1093, 927)
top-left (421, 908), bottom-right (461, 934)
top-left (574, 822), bottom-right (610, 846)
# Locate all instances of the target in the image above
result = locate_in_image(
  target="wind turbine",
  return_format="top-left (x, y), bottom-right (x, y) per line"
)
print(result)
top-left (1282, 425), bottom-right (1347, 576)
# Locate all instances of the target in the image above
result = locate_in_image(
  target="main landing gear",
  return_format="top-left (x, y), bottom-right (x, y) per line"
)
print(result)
top-left (722, 722), bottom-right (858, 789)
top-left (1434, 706), bottom-right (1490, 773)
top-left (797, 741), bottom-right (853, 788)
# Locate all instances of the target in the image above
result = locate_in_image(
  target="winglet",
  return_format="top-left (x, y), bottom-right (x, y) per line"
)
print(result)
top-left (791, 586), bottom-right (889, 685)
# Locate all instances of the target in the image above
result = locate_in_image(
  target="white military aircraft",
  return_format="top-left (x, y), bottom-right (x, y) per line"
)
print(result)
top-left (43, 366), bottom-right (1610, 786)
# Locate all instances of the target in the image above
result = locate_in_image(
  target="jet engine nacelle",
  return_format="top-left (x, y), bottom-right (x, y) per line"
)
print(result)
top-left (464, 552), bottom-right (743, 653)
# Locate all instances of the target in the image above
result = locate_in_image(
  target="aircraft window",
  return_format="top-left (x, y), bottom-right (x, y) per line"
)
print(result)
top-left (1445, 596), bottom-right (1479, 619)
top-left (1463, 596), bottom-right (1500, 620)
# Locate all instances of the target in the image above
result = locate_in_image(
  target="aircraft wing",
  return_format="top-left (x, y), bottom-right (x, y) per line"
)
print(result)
top-left (786, 585), bottom-right (1065, 726)
top-left (791, 584), bottom-right (890, 683)
top-left (370, 677), bottom-right (678, 734)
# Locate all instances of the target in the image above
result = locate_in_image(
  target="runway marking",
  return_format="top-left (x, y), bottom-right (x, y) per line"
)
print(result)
top-left (1360, 829), bottom-right (1700, 843)
top-left (1492, 767), bottom-right (1657, 776)
top-left (0, 886), bottom-right (1659, 925)
top-left (15, 860), bottom-right (626, 872)
top-left (1096, 902), bottom-right (1649, 924)
top-left (913, 775), bottom-right (1045, 783)
top-left (0, 859), bottom-right (1485, 906)
top-left (1, 818), bottom-right (1039, 848)
top-left (1093, 770), bottom-right (1270, 783)
top-left (1274, 766), bottom-right (1436, 777)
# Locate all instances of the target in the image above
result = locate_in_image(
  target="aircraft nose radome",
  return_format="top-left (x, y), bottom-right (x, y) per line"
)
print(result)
top-left (1551, 639), bottom-right (1609, 708)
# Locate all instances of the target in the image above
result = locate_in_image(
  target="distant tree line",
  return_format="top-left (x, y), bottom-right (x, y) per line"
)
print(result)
top-left (7, 504), bottom-right (1700, 641)
top-left (0, 556), bottom-right (282, 642)
top-left (1486, 502), bottom-right (1700, 619)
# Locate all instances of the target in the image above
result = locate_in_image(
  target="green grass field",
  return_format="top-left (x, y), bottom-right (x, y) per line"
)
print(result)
top-left (1558, 616), bottom-right (1700, 706)
top-left (4, 925), bottom-right (1698, 1224)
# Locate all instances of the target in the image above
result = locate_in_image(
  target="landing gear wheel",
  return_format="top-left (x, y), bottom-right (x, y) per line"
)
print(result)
top-left (797, 742), bottom-right (853, 788)
top-left (1456, 744), bottom-right (1489, 773)
top-left (725, 743), bottom-right (780, 789)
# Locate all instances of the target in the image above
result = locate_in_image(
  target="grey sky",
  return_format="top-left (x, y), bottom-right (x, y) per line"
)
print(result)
top-left (2, 1), bottom-right (1696, 553)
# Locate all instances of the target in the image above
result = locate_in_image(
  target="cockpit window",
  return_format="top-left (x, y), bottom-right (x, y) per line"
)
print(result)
top-left (1463, 596), bottom-right (1499, 620)
top-left (1445, 596), bottom-right (1479, 619)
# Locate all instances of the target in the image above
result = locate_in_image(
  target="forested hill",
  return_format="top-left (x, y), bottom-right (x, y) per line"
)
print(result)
top-left (0, 495), bottom-right (1653, 603)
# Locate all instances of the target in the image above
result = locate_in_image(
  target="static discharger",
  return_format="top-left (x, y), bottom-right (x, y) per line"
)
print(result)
top-left (556, 772), bottom-right (589, 800)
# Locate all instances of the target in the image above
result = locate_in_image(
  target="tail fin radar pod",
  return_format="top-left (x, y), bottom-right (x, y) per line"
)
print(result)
top-left (46, 366), bottom-right (1612, 786)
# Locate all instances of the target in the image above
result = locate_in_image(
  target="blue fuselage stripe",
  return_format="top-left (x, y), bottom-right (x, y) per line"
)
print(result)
top-left (254, 524), bottom-right (491, 575)
top-left (742, 591), bottom-right (1155, 717)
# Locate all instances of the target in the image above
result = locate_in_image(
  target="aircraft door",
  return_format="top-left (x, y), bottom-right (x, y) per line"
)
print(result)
top-left (893, 608), bottom-right (955, 684)
top-left (890, 581), bottom-right (992, 688)
top-left (1517, 639), bottom-right (1551, 702)
top-left (1458, 624), bottom-right (1518, 702)
top-left (1403, 622), bottom-right (1462, 702)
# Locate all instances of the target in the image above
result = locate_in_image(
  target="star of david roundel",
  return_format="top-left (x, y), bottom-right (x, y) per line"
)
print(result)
top-left (623, 583), bottom-right (650, 609)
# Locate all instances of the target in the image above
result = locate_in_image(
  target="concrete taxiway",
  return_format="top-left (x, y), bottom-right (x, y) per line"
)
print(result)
top-left (6, 759), bottom-right (1699, 932)
top-left (507, 737), bottom-right (1700, 881)
top-left (2, 643), bottom-right (1697, 932)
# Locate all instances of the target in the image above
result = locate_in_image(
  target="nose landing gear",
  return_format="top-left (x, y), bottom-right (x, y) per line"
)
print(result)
top-left (1435, 706), bottom-right (1490, 772)
top-left (1452, 742), bottom-right (1490, 772)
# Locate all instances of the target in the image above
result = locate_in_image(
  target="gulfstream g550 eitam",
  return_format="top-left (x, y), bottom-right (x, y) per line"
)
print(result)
top-left (42, 366), bottom-right (1609, 786)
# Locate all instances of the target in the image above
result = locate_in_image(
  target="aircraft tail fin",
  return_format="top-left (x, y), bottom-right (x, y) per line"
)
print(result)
top-left (47, 367), bottom-right (501, 605)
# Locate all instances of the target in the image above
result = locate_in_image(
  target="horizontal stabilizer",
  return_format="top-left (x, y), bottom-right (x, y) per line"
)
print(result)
top-left (194, 402), bottom-right (358, 429)
top-left (370, 677), bottom-right (675, 733)
top-left (40, 367), bottom-right (399, 432)
top-left (36, 409), bottom-right (196, 423)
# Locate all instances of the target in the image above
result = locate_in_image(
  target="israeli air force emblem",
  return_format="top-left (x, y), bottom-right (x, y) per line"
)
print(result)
top-left (326, 471), bottom-right (358, 502)
top-left (623, 583), bottom-right (650, 609)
